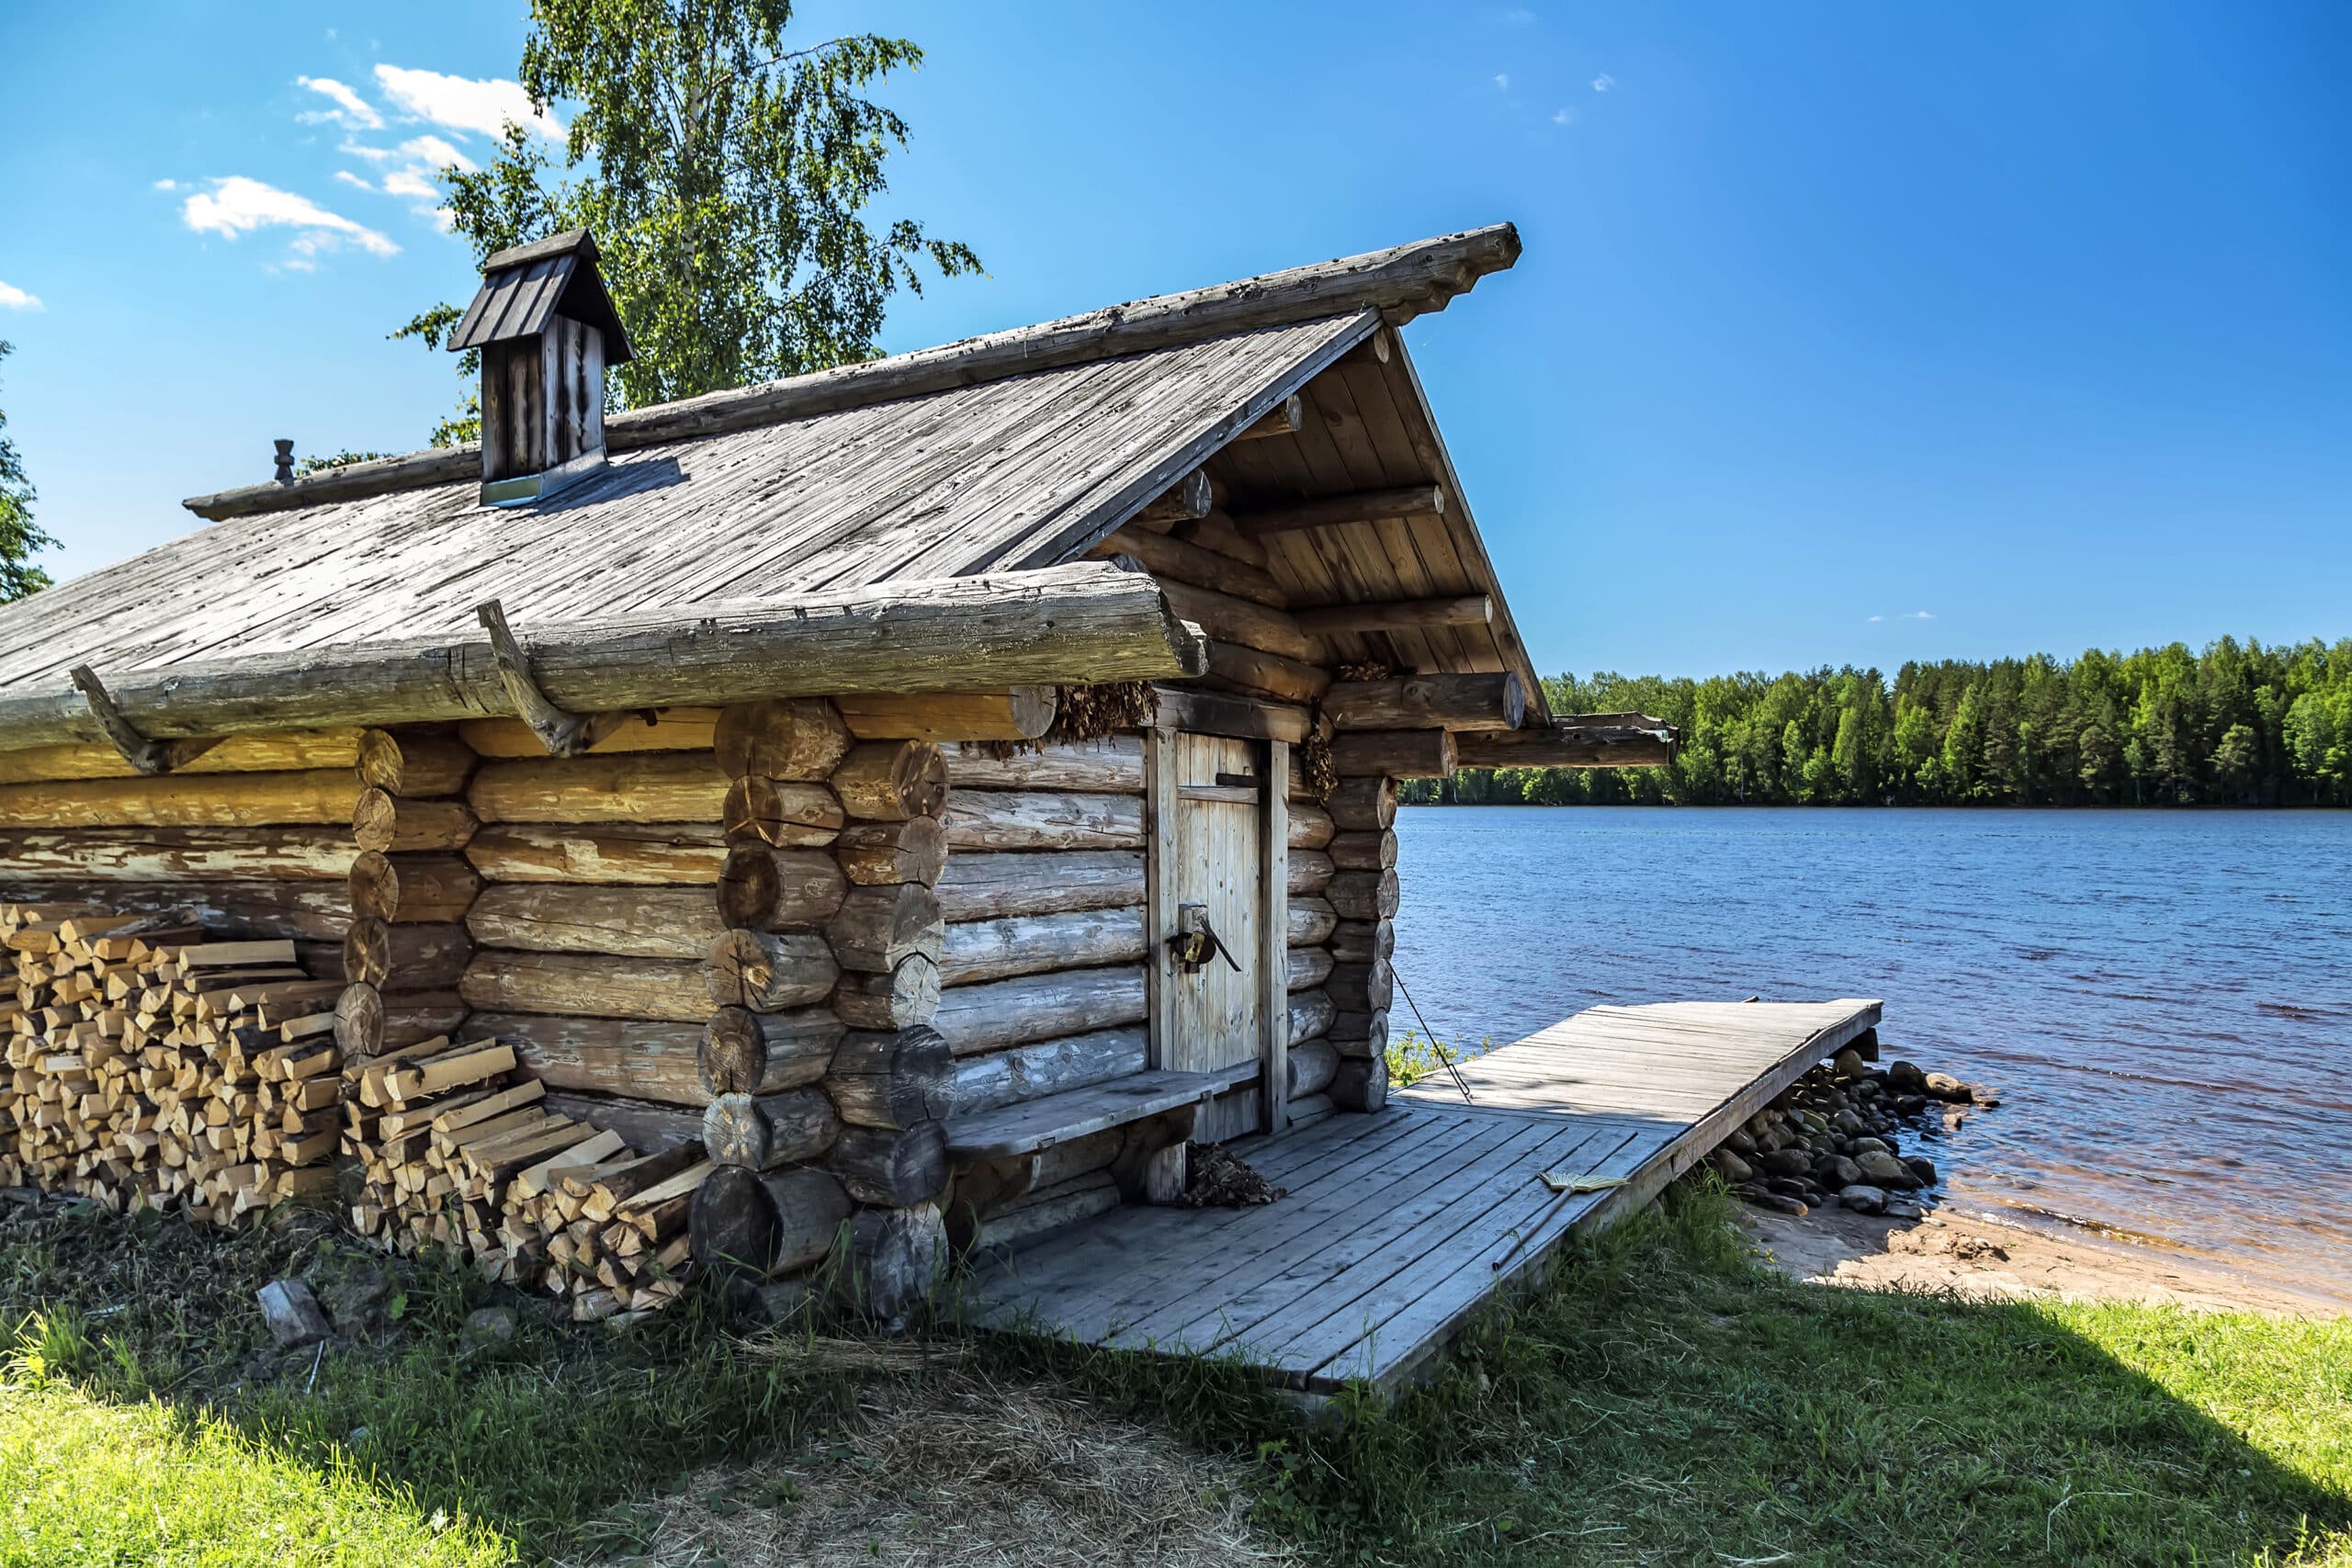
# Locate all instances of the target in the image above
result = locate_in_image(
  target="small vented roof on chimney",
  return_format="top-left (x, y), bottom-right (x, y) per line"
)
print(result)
top-left (447, 229), bottom-right (633, 362)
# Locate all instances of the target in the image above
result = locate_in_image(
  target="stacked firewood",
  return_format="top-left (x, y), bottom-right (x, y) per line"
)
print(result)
top-left (0, 900), bottom-right (345, 1218)
top-left (340, 1034), bottom-right (711, 1319)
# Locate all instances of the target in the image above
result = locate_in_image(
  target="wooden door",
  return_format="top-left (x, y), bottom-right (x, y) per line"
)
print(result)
top-left (1150, 731), bottom-right (1286, 1142)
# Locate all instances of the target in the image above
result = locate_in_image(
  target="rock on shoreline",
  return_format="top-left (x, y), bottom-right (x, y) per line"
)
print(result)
top-left (1709, 1043), bottom-right (1989, 1220)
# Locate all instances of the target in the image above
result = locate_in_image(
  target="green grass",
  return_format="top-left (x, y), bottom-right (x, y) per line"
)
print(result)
top-left (1, 1185), bottom-right (2346, 1566)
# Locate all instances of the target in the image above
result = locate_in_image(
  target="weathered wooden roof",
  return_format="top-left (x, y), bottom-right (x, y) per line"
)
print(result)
top-left (0, 224), bottom-right (1543, 720)
top-left (0, 317), bottom-right (1361, 692)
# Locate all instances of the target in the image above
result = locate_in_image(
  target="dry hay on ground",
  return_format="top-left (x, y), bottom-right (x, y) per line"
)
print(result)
top-left (576, 1349), bottom-right (1291, 1568)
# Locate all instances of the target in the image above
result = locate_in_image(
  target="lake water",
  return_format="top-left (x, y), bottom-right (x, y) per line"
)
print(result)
top-left (1390, 807), bottom-right (2352, 1305)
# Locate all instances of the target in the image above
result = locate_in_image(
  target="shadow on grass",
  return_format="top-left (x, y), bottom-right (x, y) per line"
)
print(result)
top-left (2, 1184), bottom-right (2347, 1566)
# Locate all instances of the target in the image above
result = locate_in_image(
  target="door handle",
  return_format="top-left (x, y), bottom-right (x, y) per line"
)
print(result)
top-left (1169, 903), bottom-right (1244, 974)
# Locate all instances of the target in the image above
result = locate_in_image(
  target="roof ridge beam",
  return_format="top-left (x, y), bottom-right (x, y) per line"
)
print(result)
top-left (183, 225), bottom-right (1520, 523)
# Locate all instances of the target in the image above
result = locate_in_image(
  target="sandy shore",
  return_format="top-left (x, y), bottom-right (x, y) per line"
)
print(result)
top-left (1746, 1202), bottom-right (2348, 1317)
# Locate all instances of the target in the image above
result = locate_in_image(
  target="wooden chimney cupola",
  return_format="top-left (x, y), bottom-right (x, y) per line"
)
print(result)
top-left (447, 229), bottom-right (633, 505)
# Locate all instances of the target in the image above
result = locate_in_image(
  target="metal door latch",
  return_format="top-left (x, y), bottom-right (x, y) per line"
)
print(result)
top-left (1168, 902), bottom-right (1242, 974)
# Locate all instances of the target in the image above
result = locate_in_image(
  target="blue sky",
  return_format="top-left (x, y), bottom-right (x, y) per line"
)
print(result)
top-left (1, 2), bottom-right (2344, 679)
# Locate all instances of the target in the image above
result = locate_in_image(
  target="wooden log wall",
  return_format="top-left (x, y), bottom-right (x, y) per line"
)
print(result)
top-left (1319, 772), bottom-right (1396, 1113)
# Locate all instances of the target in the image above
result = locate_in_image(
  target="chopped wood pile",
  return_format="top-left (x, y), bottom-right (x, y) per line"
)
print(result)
top-left (1, 901), bottom-right (344, 1219)
top-left (342, 1034), bottom-right (714, 1321)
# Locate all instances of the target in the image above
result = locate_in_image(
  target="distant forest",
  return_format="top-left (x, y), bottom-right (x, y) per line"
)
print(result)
top-left (1401, 637), bottom-right (2352, 807)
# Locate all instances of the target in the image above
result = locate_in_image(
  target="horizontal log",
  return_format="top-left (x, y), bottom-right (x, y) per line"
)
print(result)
top-left (1288, 1038), bottom-right (1340, 1099)
top-left (0, 876), bottom-right (368, 941)
top-left (1329, 918), bottom-right (1394, 965)
top-left (1136, 469), bottom-right (1213, 528)
top-left (1331, 1053), bottom-right (1389, 1112)
top-left (832, 688), bottom-right (1057, 743)
top-left (1289, 896), bottom-right (1338, 947)
top-left (1329, 728), bottom-right (1456, 780)
top-left (1286, 946), bottom-right (1335, 992)
top-left (1289, 849), bottom-right (1334, 897)
top-left (342, 919), bottom-right (471, 990)
top-left (1329, 867), bottom-right (1401, 921)
top-left (469, 752), bottom-right (729, 824)
top-left (1327, 775), bottom-right (1397, 831)
top-left (1087, 525), bottom-right (1288, 609)
top-left (944, 790), bottom-right (1144, 852)
top-left (1155, 580), bottom-right (1317, 663)
top-left (1232, 484), bottom-right (1445, 538)
top-left (1148, 687), bottom-right (1316, 745)
top-left (949, 1025), bottom-right (1148, 1116)
top-left (1330, 1007), bottom-right (1390, 1059)
top-left (0, 768), bottom-right (360, 829)
top-left (1201, 641), bottom-right (1330, 705)
top-left (460, 707), bottom-right (719, 758)
top-left (934, 850), bottom-right (1145, 922)
top-left (825, 1026), bottom-right (956, 1131)
top-left (1289, 803), bottom-right (1334, 851)
top-left (707, 929), bottom-right (841, 1011)
top-left (1289, 595), bottom-right (1492, 637)
top-left (1289, 989), bottom-right (1336, 1045)
top-left (832, 955), bottom-right (941, 1031)
top-left (830, 741), bottom-right (948, 822)
top-left (691, 1165), bottom-right (852, 1275)
top-left (1234, 393), bottom-right (1304, 443)
top-left (831, 818), bottom-right (945, 890)
top-left (713, 700), bottom-right (853, 782)
top-left (539, 1091), bottom-right (704, 1153)
top-left (939, 908), bottom-right (1146, 987)
top-left (825, 883), bottom-right (944, 973)
top-left (0, 827), bottom-right (356, 881)
top-left (351, 791), bottom-right (478, 853)
top-left (333, 983), bottom-right (468, 1056)
top-left (933, 965), bottom-right (1148, 1057)
top-left (1324, 674), bottom-right (1525, 733)
top-left (831, 1123), bottom-right (949, 1208)
top-left (722, 777), bottom-right (849, 846)
top-left (1453, 720), bottom-right (1677, 770)
top-left (467, 884), bottom-right (726, 960)
top-left (0, 728), bottom-right (368, 785)
top-left (715, 845), bottom-right (853, 931)
top-left (458, 1011), bottom-right (709, 1107)
top-left (1329, 958), bottom-right (1393, 1014)
top-left (355, 731), bottom-right (474, 797)
top-left (465, 823), bottom-right (734, 884)
top-left (941, 737), bottom-right (1146, 794)
top-left (1329, 829), bottom-right (1398, 871)
top-left (699, 1005), bottom-right (844, 1097)
top-left (0, 563), bottom-right (1208, 748)
top-left (460, 951), bottom-right (713, 1021)
top-left (704, 1089), bottom-right (842, 1171)
top-left (185, 229), bottom-right (1515, 523)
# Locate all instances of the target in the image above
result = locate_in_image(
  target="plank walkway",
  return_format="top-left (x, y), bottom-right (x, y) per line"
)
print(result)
top-left (963, 998), bottom-right (1882, 1393)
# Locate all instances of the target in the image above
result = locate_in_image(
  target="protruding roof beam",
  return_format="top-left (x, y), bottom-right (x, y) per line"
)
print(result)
top-left (1230, 484), bottom-right (1445, 539)
top-left (1454, 716), bottom-right (1679, 770)
top-left (1291, 595), bottom-right (1492, 637)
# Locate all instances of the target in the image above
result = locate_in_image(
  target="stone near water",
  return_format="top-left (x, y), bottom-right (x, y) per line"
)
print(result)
top-left (256, 1280), bottom-right (331, 1348)
top-left (1737, 1183), bottom-right (1809, 1216)
top-left (1894, 1093), bottom-right (1928, 1117)
top-left (1838, 1184), bottom-right (1889, 1214)
top-left (1905, 1156), bottom-right (1939, 1188)
top-left (1815, 1154), bottom-right (1863, 1190)
top-left (1725, 1128), bottom-right (1758, 1156)
top-left (1925, 1072), bottom-right (1973, 1103)
top-left (1832, 1108), bottom-right (1866, 1137)
top-left (1833, 1047), bottom-right (1868, 1080)
top-left (1711, 1148), bottom-right (1755, 1184)
top-left (1850, 1136), bottom-right (1890, 1156)
top-left (1888, 1060), bottom-right (1928, 1093)
top-left (1758, 1148), bottom-right (1812, 1179)
top-left (1855, 1150), bottom-right (1912, 1188)
top-left (1883, 1200), bottom-right (1927, 1221)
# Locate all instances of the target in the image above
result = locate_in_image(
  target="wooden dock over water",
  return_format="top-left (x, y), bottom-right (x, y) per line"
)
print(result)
top-left (967, 998), bottom-right (1883, 1393)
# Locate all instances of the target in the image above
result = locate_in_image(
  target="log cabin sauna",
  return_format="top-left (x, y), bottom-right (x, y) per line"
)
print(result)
top-left (0, 224), bottom-right (1707, 1338)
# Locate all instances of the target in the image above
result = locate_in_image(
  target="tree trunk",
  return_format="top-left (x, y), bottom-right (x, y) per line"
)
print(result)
top-left (831, 955), bottom-right (942, 1031)
top-left (461, 1011), bottom-right (712, 1106)
top-left (466, 884), bottom-right (726, 959)
top-left (698, 1005), bottom-right (844, 1097)
top-left (823, 1025), bottom-right (956, 1130)
top-left (705, 929), bottom-right (841, 1012)
top-left (713, 845), bottom-right (851, 930)
top-left (938, 908), bottom-right (1146, 987)
top-left (713, 699), bottom-right (853, 781)
top-left (465, 823), bottom-right (735, 884)
top-left (826, 742), bottom-right (948, 822)
top-left (933, 850), bottom-right (1144, 921)
top-left (944, 790), bottom-right (1144, 852)
top-left (940, 737), bottom-right (1145, 794)
top-left (830, 1124), bottom-right (949, 1208)
top-left (825, 883), bottom-right (944, 973)
top-left (933, 966), bottom-right (1148, 1057)
top-left (703, 1089), bottom-right (842, 1171)
top-left (460, 951), bottom-right (713, 1021)
top-left (689, 1164), bottom-right (852, 1275)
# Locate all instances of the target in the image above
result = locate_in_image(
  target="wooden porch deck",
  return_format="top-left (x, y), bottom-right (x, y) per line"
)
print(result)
top-left (963, 998), bottom-right (1883, 1393)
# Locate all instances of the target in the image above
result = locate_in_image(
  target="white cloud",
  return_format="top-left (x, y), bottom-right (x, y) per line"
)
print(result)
top-left (381, 169), bottom-right (438, 201)
top-left (297, 74), bottom-right (383, 130)
top-left (334, 133), bottom-right (473, 223)
top-left (0, 280), bottom-right (43, 312)
top-left (180, 175), bottom-right (399, 260)
top-left (1551, 107), bottom-right (1575, 126)
top-left (1868, 615), bottom-right (1885, 624)
top-left (1906, 610), bottom-right (1937, 620)
top-left (373, 63), bottom-right (562, 140)
top-left (1591, 73), bottom-right (1616, 91)
top-left (1493, 73), bottom-right (1510, 90)
top-left (334, 169), bottom-right (373, 190)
